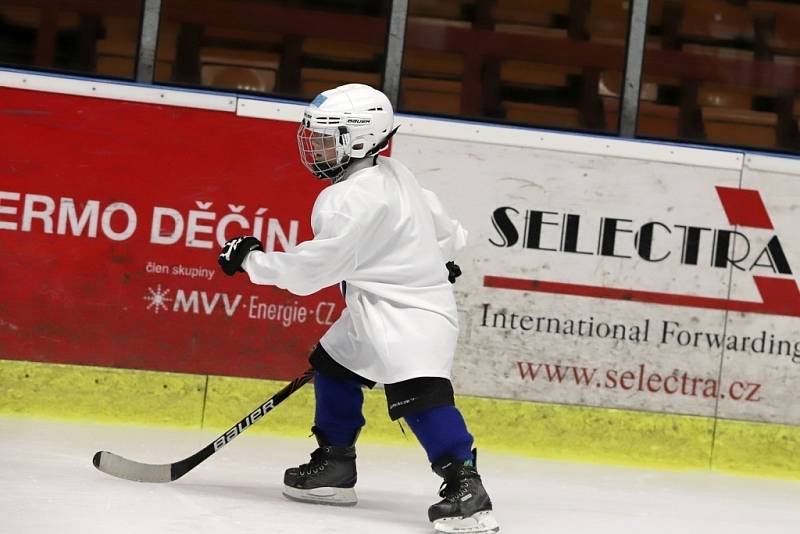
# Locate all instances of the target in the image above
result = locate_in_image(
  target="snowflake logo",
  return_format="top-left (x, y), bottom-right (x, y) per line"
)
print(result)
top-left (144, 285), bottom-right (172, 314)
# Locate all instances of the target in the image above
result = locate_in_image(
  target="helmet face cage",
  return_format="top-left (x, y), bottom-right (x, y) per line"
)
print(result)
top-left (296, 123), bottom-right (351, 180)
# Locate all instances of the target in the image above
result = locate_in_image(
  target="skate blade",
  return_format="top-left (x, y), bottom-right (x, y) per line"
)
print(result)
top-left (282, 485), bottom-right (358, 506)
top-left (432, 510), bottom-right (500, 533)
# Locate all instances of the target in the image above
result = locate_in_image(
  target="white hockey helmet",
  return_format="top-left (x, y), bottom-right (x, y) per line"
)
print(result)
top-left (297, 83), bottom-right (394, 180)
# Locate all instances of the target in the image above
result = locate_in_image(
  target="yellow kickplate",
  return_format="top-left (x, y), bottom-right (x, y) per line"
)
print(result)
top-left (712, 418), bottom-right (800, 479)
top-left (455, 396), bottom-right (715, 471)
top-left (0, 359), bottom-right (205, 427)
top-left (3, 359), bottom-right (799, 479)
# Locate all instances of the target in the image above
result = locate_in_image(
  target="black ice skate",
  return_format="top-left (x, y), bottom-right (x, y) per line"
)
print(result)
top-left (428, 449), bottom-right (499, 533)
top-left (282, 427), bottom-right (358, 506)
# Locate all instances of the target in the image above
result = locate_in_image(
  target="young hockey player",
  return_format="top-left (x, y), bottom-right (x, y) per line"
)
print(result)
top-left (218, 83), bottom-right (499, 534)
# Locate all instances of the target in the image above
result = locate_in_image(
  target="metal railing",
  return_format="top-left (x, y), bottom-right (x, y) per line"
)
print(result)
top-left (130, 0), bottom-right (652, 140)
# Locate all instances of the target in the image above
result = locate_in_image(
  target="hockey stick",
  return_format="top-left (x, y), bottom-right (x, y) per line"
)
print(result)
top-left (92, 368), bottom-right (315, 483)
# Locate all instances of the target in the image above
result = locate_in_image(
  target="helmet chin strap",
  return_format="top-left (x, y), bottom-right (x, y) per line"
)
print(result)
top-left (366, 126), bottom-right (401, 164)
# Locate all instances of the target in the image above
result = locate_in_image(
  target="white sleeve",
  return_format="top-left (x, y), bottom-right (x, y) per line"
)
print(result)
top-left (422, 188), bottom-right (468, 260)
top-left (242, 210), bottom-right (360, 296)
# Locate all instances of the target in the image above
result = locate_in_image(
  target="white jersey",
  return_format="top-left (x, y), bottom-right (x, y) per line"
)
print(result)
top-left (243, 156), bottom-right (467, 384)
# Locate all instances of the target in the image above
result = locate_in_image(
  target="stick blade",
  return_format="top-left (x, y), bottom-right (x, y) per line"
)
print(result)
top-left (93, 451), bottom-right (173, 483)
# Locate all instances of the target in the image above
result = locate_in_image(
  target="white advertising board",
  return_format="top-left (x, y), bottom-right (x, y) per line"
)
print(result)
top-left (394, 123), bottom-right (799, 425)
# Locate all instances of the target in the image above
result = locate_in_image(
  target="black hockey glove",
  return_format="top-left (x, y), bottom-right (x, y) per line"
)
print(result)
top-left (218, 236), bottom-right (264, 276)
top-left (446, 261), bottom-right (462, 284)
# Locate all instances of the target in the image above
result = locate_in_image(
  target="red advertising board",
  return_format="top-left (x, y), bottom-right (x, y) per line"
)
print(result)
top-left (0, 87), bottom-right (343, 380)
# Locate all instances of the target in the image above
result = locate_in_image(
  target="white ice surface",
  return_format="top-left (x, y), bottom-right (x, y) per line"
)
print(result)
top-left (1, 416), bottom-right (799, 533)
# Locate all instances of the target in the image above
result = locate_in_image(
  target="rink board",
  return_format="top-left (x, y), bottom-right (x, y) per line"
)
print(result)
top-left (2, 69), bottom-right (800, 477)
